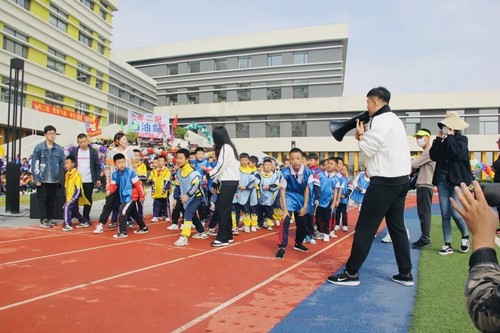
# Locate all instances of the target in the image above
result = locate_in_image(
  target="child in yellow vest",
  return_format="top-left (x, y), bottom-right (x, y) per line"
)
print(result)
top-left (63, 156), bottom-right (91, 231)
top-left (150, 155), bottom-right (171, 222)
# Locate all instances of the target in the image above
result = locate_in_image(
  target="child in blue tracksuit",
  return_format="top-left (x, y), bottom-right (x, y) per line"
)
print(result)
top-left (335, 164), bottom-right (352, 232)
top-left (256, 158), bottom-right (280, 230)
top-left (173, 148), bottom-right (207, 246)
top-left (232, 153), bottom-right (258, 234)
top-left (350, 170), bottom-right (370, 211)
top-left (276, 148), bottom-right (314, 259)
top-left (316, 157), bottom-right (341, 240)
top-left (305, 153), bottom-right (321, 245)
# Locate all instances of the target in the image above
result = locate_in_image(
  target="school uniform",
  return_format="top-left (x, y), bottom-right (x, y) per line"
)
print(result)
top-left (150, 167), bottom-right (171, 219)
top-left (177, 163), bottom-right (206, 237)
top-left (256, 171), bottom-right (280, 228)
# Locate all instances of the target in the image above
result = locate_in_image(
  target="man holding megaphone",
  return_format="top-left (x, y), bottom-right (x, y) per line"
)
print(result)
top-left (327, 87), bottom-right (414, 287)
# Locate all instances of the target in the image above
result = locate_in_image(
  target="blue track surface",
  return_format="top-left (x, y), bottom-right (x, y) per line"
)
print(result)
top-left (271, 205), bottom-right (426, 333)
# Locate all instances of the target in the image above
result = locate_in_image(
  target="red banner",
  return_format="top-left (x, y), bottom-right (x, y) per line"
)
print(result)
top-left (32, 101), bottom-right (101, 136)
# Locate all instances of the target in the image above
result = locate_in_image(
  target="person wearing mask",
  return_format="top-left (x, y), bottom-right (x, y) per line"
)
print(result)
top-left (451, 181), bottom-right (499, 333)
top-left (429, 111), bottom-right (472, 255)
top-left (410, 129), bottom-right (436, 249)
top-left (31, 125), bottom-right (65, 228)
top-left (70, 133), bottom-right (102, 228)
top-left (208, 126), bottom-right (240, 247)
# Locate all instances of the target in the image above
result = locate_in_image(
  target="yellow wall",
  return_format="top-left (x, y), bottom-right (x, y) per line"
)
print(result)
top-left (27, 37), bottom-right (47, 66)
top-left (67, 16), bottom-right (79, 39)
top-left (30, 0), bottom-right (50, 21)
top-left (27, 84), bottom-right (44, 103)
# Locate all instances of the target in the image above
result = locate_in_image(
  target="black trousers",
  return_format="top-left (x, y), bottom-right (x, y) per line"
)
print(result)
top-left (346, 182), bottom-right (412, 275)
top-left (36, 182), bottom-right (58, 222)
top-left (416, 186), bottom-right (433, 242)
top-left (171, 198), bottom-right (184, 225)
top-left (99, 191), bottom-right (120, 225)
top-left (118, 201), bottom-right (146, 234)
top-left (81, 182), bottom-right (94, 221)
top-left (316, 206), bottom-right (332, 233)
top-left (215, 181), bottom-right (239, 243)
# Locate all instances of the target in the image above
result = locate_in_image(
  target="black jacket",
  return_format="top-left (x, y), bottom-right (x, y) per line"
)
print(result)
top-left (429, 132), bottom-right (473, 186)
top-left (69, 146), bottom-right (102, 184)
top-left (492, 155), bottom-right (500, 183)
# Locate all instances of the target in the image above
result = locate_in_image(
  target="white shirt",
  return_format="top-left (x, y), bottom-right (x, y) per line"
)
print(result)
top-left (77, 148), bottom-right (92, 183)
top-left (360, 111), bottom-right (411, 178)
top-left (209, 144), bottom-right (240, 182)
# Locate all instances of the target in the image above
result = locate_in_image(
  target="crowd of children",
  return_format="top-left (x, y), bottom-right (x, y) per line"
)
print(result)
top-left (56, 135), bottom-right (368, 259)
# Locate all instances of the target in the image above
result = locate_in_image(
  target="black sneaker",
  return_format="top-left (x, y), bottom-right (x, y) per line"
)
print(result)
top-left (438, 245), bottom-right (453, 255)
top-left (109, 222), bottom-right (117, 228)
top-left (327, 270), bottom-right (360, 286)
top-left (293, 243), bottom-right (309, 252)
top-left (133, 227), bottom-right (149, 234)
top-left (40, 219), bottom-right (52, 228)
top-left (276, 248), bottom-right (285, 259)
top-left (113, 232), bottom-right (128, 239)
top-left (48, 219), bottom-right (57, 226)
top-left (412, 239), bottom-right (430, 249)
top-left (392, 273), bottom-right (414, 287)
top-left (460, 237), bottom-right (470, 253)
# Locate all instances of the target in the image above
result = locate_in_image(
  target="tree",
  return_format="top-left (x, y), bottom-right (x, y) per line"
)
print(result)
top-left (174, 127), bottom-right (187, 139)
top-left (126, 131), bottom-right (139, 144)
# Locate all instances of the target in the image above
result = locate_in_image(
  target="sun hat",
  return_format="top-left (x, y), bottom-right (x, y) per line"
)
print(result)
top-left (437, 111), bottom-right (469, 130)
top-left (413, 128), bottom-right (432, 137)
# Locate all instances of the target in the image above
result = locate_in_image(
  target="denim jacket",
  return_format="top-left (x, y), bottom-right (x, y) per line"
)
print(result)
top-left (31, 141), bottom-right (65, 184)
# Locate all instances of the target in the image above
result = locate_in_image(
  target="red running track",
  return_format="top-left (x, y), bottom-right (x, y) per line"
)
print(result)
top-left (0, 196), bottom-right (416, 332)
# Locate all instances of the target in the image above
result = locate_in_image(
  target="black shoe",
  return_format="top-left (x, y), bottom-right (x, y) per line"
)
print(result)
top-left (392, 273), bottom-right (414, 287)
top-left (40, 219), bottom-right (52, 228)
top-left (276, 248), bottom-right (285, 259)
top-left (48, 219), bottom-right (57, 226)
top-left (293, 243), bottom-right (309, 252)
top-left (133, 227), bottom-right (149, 234)
top-left (327, 270), bottom-right (360, 286)
top-left (412, 239), bottom-right (430, 249)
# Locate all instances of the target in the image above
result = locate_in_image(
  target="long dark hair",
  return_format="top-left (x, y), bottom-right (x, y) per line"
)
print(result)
top-left (212, 126), bottom-right (238, 159)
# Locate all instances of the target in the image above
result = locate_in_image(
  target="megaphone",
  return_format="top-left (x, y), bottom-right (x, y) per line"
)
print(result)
top-left (329, 112), bottom-right (371, 142)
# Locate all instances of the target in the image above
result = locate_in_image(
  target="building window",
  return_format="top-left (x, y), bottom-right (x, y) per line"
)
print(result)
top-left (267, 54), bottom-right (282, 66)
top-left (77, 62), bottom-right (91, 84)
top-left (49, 4), bottom-right (68, 32)
top-left (267, 86), bottom-right (282, 100)
top-left (479, 109), bottom-right (499, 134)
top-left (293, 52), bottom-right (309, 64)
top-left (187, 93), bottom-right (199, 104)
top-left (97, 36), bottom-right (106, 54)
top-left (404, 112), bottom-right (421, 134)
top-left (47, 48), bottom-right (66, 73)
top-left (12, 0), bottom-right (30, 10)
top-left (80, 0), bottom-right (94, 11)
top-left (167, 64), bottom-right (178, 75)
top-left (188, 62), bottom-right (200, 73)
top-left (75, 100), bottom-right (89, 113)
top-left (99, 7), bottom-right (107, 20)
top-left (292, 115), bottom-right (307, 137)
top-left (237, 83), bottom-right (251, 101)
top-left (79, 24), bottom-right (93, 47)
top-left (3, 26), bottom-right (29, 58)
top-left (265, 116), bottom-right (280, 137)
top-left (168, 94), bottom-right (178, 105)
top-left (236, 119), bottom-right (249, 138)
top-left (95, 72), bottom-right (103, 90)
top-left (129, 89), bottom-right (136, 103)
top-left (214, 59), bottom-right (228, 71)
top-left (213, 85), bottom-right (227, 103)
top-left (238, 57), bottom-right (252, 69)
top-left (293, 80), bottom-right (309, 98)
top-left (1, 77), bottom-right (26, 106)
top-left (45, 90), bottom-right (63, 108)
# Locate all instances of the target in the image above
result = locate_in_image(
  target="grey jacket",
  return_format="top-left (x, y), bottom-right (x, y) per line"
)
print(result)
top-left (411, 145), bottom-right (436, 189)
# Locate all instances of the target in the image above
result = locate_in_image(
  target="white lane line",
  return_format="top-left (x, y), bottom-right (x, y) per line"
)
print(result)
top-left (0, 234), bottom-right (177, 266)
top-left (171, 232), bottom-right (354, 333)
top-left (0, 240), bottom-right (247, 312)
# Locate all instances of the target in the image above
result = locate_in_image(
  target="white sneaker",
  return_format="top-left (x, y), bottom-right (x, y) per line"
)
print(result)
top-left (174, 236), bottom-right (189, 246)
top-left (192, 231), bottom-right (209, 239)
top-left (250, 226), bottom-right (257, 232)
top-left (207, 228), bottom-right (217, 236)
top-left (334, 225), bottom-right (340, 231)
top-left (164, 217), bottom-right (171, 222)
top-left (381, 233), bottom-right (392, 243)
top-left (329, 230), bottom-right (338, 238)
top-left (93, 223), bottom-right (104, 234)
top-left (275, 220), bottom-right (280, 226)
top-left (150, 217), bottom-right (159, 223)
top-left (323, 233), bottom-right (330, 242)
top-left (167, 224), bottom-right (179, 231)
top-left (267, 226), bottom-right (273, 231)
top-left (244, 226), bottom-right (251, 233)
top-left (342, 226), bottom-right (348, 232)
top-left (308, 237), bottom-right (317, 245)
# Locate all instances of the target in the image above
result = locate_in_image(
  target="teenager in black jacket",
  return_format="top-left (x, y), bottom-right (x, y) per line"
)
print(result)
top-left (430, 111), bottom-right (472, 256)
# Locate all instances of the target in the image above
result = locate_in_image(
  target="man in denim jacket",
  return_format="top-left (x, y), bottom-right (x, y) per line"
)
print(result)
top-left (31, 125), bottom-right (65, 228)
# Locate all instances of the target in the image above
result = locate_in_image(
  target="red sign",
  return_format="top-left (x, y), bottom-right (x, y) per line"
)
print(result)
top-left (32, 101), bottom-right (101, 137)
